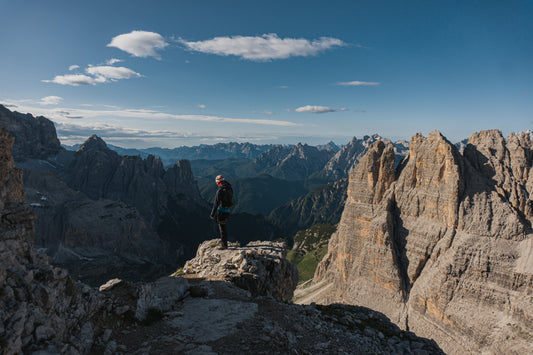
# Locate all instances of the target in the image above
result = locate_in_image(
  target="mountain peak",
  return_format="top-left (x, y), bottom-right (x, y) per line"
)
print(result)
top-left (77, 134), bottom-right (110, 153)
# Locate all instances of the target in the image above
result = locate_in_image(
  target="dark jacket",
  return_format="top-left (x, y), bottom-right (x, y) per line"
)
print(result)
top-left (210, 181), bottom-right (233, 218)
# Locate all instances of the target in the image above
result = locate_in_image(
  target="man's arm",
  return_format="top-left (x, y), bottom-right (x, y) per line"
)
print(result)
top-left (210, 189), bottom-right (220, 218)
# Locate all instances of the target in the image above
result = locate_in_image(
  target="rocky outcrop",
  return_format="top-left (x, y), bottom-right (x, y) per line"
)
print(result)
top-left (307, 130), bottom-right (533, 354)
top-left (182, 239), bottom-right (298, 302)
top-left (0, 104), bottom-right (61, 160)
top-left (0, 128), bottom-right (101, 354)
top-left (268, 178), bottom-right (348, 237)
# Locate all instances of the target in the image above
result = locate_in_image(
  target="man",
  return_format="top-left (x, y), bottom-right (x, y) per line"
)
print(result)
top-left (210, 175), bottom-right (233, 249)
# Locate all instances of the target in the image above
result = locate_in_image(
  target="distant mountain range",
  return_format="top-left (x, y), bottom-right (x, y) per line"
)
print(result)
top-left (63, 141), bottom-right (279, 166)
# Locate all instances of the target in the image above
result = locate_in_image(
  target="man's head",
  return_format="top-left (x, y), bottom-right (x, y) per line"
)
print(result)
top-left (215, 175), bottom-right (225, 186)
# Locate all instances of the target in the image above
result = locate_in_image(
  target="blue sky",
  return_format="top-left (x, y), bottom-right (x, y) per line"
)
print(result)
top-left (0, 0), bottom-right (531, 148)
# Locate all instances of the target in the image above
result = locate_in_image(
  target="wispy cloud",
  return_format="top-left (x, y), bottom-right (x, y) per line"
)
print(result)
top-left (291, 105), bottom-right (347, 114)
top-left (262, 110), bottom-right (274, 115)
top-left (86, 66), bottom-right (142, 81)
top-left (107, 30), bottom-right (168, 59)
top-left (2, 101), bottom-right (300, 127)
top-left (336, 81), bottom-right (380, 86)
top-left (179, 33), bottom-right (345, 61)
top-left (197, 104), bottom-right (207, 109)
top-left (42, 74), bottom-right (103, 86)
top-left (43, 65), bottom-right (141, 86)
top-left (68, 65), bottom-right (80, 71)
top-left (55, 121), bottom-right (287, 147)
top-left (39, 96), bottom-right (63, 105)
top-left (106, 58), bottom-right (123, 65)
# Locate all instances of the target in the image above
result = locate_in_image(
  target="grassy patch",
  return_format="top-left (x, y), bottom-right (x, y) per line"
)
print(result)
top-left (288, 245), bottom-right (328, 283)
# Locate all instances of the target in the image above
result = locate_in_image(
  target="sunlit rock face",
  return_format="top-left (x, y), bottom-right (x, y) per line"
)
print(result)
top-left (310, 130), bottom-right (533, 355)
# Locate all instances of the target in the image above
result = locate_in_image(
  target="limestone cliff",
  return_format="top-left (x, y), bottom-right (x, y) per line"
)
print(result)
top-left (308, 130), bottom-right (533, 354)
top-left (0, 128), bottom-right (101, 354)
top-left (0, 104), bottom-right (61, 160)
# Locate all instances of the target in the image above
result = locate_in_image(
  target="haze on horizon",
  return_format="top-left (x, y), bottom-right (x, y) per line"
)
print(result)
top-left (0, 0), bottom-right (531, 149)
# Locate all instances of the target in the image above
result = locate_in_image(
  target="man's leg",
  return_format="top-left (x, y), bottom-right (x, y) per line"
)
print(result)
top-left (218, 222), bottom-right (228, 249)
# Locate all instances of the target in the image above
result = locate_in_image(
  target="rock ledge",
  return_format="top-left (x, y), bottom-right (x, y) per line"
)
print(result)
top-left (183, 239), bottom-right (298, 302)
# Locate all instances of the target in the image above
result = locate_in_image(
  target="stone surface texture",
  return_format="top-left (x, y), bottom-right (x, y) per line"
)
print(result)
top-left (0, 127), bottom-right (101, 354)
top-left (183, 239), bottom-right (299, 302)
top-left (306, 130), bottom-right (533, 354)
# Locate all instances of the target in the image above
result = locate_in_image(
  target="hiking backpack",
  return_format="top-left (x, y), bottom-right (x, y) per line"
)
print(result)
top-left (220, 184), bottom-right (234, 209)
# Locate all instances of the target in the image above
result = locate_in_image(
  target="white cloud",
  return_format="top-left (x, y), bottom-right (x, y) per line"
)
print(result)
top-left (179, 33), bottom-right (345, 61)
top-left (262, 110), bottom-right (274, 115)
top-left (43, 65), bottom-right (141, 86)
top-left (107, 30), bottom-right (168, 59)
top-left (336, 81), bottom-right (380, 86)
top-left (86, 66), bottom-right (142, 81)
top-left (39, 96), bottom-right (63, 105)
top-left (292, 105), bottom-right (347, 114)
top-left (106, 58), bottom-right (123, 65)
top-left (42, 74), bottom-right (99, 86)
top-left (68, 65), bottom-right (80, 71)
top-left (3, 101), bottom-right (300, 127)
top-left (197, 104), bottom-right (207, 109)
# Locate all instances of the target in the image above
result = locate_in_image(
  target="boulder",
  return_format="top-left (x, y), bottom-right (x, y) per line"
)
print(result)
top-left (183, 239), bottom-right (298, 302)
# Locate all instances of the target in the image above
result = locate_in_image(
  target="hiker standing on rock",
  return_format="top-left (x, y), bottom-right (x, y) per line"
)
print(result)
top-left (210, 175), bottom-right (234, 249)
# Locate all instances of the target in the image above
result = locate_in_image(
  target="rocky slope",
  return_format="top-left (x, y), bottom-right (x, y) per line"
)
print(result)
top-left (0, 104), bottom-right (61, 160)
top-left (21, 165), bottom-right (173, 285)
top-left (0, 127), bottom-right (102, 354)
top-left (268, 178), bottom-right (348, 237)
top-left (254, 143), bottom-right (335, 180)
top-left (302, 130), bottom-right (533, 354)
top-left (61, 135), bottom-right (216, 263)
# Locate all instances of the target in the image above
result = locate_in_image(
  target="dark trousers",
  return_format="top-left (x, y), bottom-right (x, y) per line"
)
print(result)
top-left (217, 212), bottom-right (230, 246)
